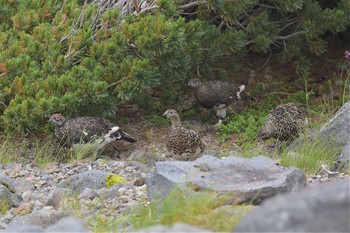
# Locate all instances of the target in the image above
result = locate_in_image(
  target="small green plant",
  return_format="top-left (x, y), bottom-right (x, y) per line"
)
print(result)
top-left (62, 194), bottom-right (82, 216)
top-left (0, 198), bottom-right (10, 214)
top-left (106, 174), bottom-right (127, 188)
top-left (32, 139), bottom-right (61, 168)
top-left (145, 115), bottom-right (170, 127)
top-left (66, 140), bottom-right (105, 162)
top-left (279, 136), bottom-right (341, 174)
top-left (219, 109), bottom-right (267, 148)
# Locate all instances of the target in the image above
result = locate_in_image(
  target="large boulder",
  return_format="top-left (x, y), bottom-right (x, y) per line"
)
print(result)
top-left (0, 174), bottom-right (21, 207)
top-left (318, 101), bottom-right (350, 170)
top-left (146, 155), bottom-right (306, 204)
top-left (234, 180), bottom-right (350, 232)
top-left (339, 142), bottom-right (350, 164)
top-left (319, 101), bottom-right (350, 146)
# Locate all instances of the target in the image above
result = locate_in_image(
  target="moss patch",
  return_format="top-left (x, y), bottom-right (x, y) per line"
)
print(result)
top-left (106, 174), bottom-right (127, 188)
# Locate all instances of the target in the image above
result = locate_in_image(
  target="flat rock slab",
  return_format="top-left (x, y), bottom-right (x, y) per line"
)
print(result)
top-left (234, 180), bottom-right (350, 232)
top-left (146, 155), bottom-right (306, 204)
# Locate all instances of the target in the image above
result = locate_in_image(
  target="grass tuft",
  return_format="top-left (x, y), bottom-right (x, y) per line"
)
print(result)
top-left (129, 190), bottom-right (250, 232)
top-left (279, 136), bottom-right (341, 174)
top-left (0, 140), bottom-right (22, 164)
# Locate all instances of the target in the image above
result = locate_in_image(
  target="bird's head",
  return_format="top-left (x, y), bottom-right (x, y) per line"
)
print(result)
top-left (257, 118), bottom-right (275, 141)
top-left (163, 109), bottom-right (181, 123)
top-left (49, 113), bottom-right (66, 126)
top-left (188, 79), bottom-right (202, 88)
top-left (257, 127), bottom-right (268, 141)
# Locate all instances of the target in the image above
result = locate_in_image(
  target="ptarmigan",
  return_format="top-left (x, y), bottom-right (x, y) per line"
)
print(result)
top-left (49, 113), bottom-right (136, 147)
top-left (188, 78), bottom-right (245, 125)
top-left (257, 103), bottom-right (308, 145)
top-left (163, 109), bottom-right (205, 161)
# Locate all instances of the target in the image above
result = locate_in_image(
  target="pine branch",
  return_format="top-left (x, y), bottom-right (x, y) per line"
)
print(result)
top-left (0, 101), bottom-right (7, 109)
top-left (276, 30), bottom-right (308, 40)
top-left (108, 76), bottom-right (132, 90)
top-left (178, 1), bottom-right (207, 10)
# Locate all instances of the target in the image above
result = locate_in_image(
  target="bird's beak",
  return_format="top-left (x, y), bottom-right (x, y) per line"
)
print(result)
top-left (162, 111), bottom-right (167, 116)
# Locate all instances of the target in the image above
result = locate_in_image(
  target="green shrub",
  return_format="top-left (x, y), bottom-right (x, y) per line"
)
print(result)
top-left (219, 110), bottom-right (267, 147)
top-left (0, 0), bottom-right (349, 135)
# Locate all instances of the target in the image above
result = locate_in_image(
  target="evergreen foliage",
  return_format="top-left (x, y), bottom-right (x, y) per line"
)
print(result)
top-left (0, 0), bottom-right (349, 134)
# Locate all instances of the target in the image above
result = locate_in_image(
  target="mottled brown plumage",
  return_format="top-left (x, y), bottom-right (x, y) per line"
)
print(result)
top-left (188, 79), bottom-right (245, 125)
top-left (163, 109), bottom-right (205, 160)
top-left (258, 103), bottom-right (308, 142)
top-left (49, 114), bottom-right (136, 147)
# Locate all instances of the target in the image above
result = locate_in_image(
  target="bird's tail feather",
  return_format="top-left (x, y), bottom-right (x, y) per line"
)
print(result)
top-left (119, 131), bottom-right (137, 143)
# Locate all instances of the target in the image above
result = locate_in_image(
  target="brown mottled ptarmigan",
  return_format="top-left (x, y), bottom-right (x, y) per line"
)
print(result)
top-left (257, 103), bottom-right (308, 145)
top-left (163, 109), bottom-right (205, 161)
top-left (188, 78), bottom-right (245, 125)
top-left (49, 113), bottom-right (136, 148)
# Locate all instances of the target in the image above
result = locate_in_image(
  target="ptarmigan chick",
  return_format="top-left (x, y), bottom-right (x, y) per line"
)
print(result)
top-left (49, 113), bottom-right (136, 147)
top-left (188, 78), bottom-right (245, 125)
top-left (257, 103), bottom-right (308, 145)
top-left (163, 109), bottom-right (205, 161)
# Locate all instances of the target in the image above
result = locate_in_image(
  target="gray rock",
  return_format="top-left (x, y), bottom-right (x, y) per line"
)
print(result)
top-left (3, 217), bottom-right (90, 233)
top-left (330, 142), bottom-right (350, 172)
top-left (128, 150), bottom-right (156, 165)
top-left (319, 102), bottom-right (350, 171)
top-left (7, 209), bottom-right (66, 228)
top-left (136, 223), bottom-right (212, 232)
top-left (146, 155), bottom-right (306, 204)
top-left (13, 179), bottom-right (35, 195)
top-left (339, 142), bottom-right (350, 165)
top-left (98, 183), bottom-right (134, 200)
top-left (58, 170), bottom-right (109, 194)
top-left (78, 188), bottom-right (97, 200)
top-left (45, 188), bottom-right (67, 208)
top-left (44, 217), bottom-right (90, 232)
top-left (0, 184), bottom-right (21, 208)
top-left (234, 180), bottom-right (350, 232)
top-left (319, 101), bottom-right (350, 146)
top-left (3, 225), bottom-right (44, 232)
top-left (0, 175), bottom-right (16, 193)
